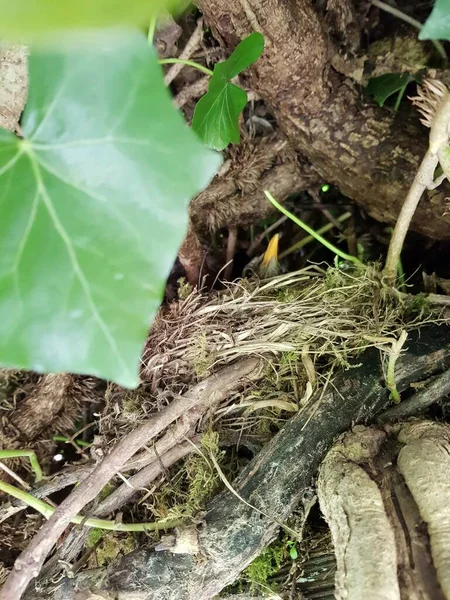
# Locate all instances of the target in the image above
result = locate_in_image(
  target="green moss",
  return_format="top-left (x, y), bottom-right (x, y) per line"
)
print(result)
top-left (98, 481), bottom-right (117, 502)
top-left (121, 391), bottom-right (142, 416)
top-left (177, 277), bottom-right (193, 300)
top-left (243, 540), bottom-right (286, 590)
top-left (276, 287), bottom-right (302, 303)
top-left (191, 332), bottom-right (215, 378)
top-left (406, 293), bottom-right (432, 316)
top-left (153, 430), bottom-right (224, 521)
top-left (87, 528), bottom-right (103, 548)
top-left (87, 531), bottom-right (136, 568)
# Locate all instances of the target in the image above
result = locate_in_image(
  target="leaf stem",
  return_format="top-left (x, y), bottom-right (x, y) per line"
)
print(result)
top-left (0, 449), bottom-right (43, 482)
top-left (385, 330), bottom-right (408, 403)
top-left (159, 58), bottom-right (213, 77)
top-left (264, 191), bottom-right (362, 266)
top-left (279, 211), bottom-right (352, 260)
top-left (0, 478), bottom-right (182, 532)
top-left (383, 149), bottom-right (438, 283)
top-left (371, 0), bottom-right (447, 65)
top-left (148, 14), bottom-right (158, 45)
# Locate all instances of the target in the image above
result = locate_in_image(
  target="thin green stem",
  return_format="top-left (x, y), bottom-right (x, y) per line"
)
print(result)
top-left (148, 14), bottom-right (158, 45)
top-left (158, 58), bottom-right (213, 77)
top-left (0, 478), bottom-right (182, 532)
top-left (371, 0), bottom-right (447, 66)
top-left (0, 449), bottom-right (43, 482)
top-left (279, 211), bottom-right (352, 260)
top-left (386, 330), bottom-right (408, 403)
top-left (264, 191), bottom-right (362, 266)
top-left (394, 86), bottom-right (406, 112)
top-left (53, 435), bottom-right (91, 448)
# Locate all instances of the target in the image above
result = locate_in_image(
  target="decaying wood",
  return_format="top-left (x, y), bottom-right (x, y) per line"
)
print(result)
top-left (397, 422), bottom-right (450, 599)
top-left (317, 427), bottom-right (400, 600)
top-left (0, 374), bottom-right (91, 485)
top-left (0, 45), bottom-right (27, 132)
top-left (195, 0), bottom-right (450, 240)
top-left (6, 373), bottom-right (79, 440)
top-left (317, 420), bottom-right (450, 600)
top-left (34, 325), bottom-right (450, 600)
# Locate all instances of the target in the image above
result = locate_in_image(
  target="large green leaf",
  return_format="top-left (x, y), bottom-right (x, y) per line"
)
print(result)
top-left (420, 0), bottom-right (450, 41)
top-left (192, 32), bottom-right (265, 151)
top-left (0, 29), bottom-right (220, 387)
top-left (0, 0), bottom-right (186, 39)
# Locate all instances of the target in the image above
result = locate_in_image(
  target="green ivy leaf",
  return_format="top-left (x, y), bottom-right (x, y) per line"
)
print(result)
top-left (420, 0), bottom-right (450, 41)
top-left (0, 29), bottom-right (220, 387)
top-left (0, 0), bottom-right (185, 39)
top-left (365, 73), bottom-right (417, 109)
top-left (192, 32), bottom-right (265, 151)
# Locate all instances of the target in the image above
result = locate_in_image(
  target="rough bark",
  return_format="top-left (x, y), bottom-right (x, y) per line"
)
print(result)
top-left (0, 45), bottom-right (27, 132)
top-left (317, 427), bottom-right (400, 600)
top-left (317, 421), bottom-right (450, 600)
top-left (397, 422), bottom-right (450, 599)
top-left (190, 135), bottom-right (316, 234)
top-left (195, 0), bottom-right (450, 240)
top-left (34, 325), bottom-right (450, 600)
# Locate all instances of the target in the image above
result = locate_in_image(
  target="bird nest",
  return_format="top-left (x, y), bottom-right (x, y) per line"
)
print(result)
top-left (101, 263), bottom-right (441, 439)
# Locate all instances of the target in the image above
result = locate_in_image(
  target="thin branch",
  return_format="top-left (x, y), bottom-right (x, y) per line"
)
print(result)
top-left (265, 191), bottom-right (361, 266)
top-left (160, 58), bottom-right (213, 78)
top-left (383, 150), bottom-right (438, 282)
top-left (174, 76), bottom-right (209, 108)
top-left (0, 478), bottom-right (182, 532)
top-left (0, 358), bottom-right (262, 600)
top-left (164, 18), bottom-right (206, 85)
top-left (97, 437), bottom-right (200, 516)
top-left (0, 466), bottom-right (93, 524)
top-left (224, 227), bottom-right (238, 280)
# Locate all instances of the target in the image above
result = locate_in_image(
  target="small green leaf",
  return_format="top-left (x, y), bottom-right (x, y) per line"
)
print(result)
top-left (365, 73), bottom-right (416, 109)
top-left (214, 32), bottom-right (265, 82)
top-left (0, 30), bottom-right (220, 387)
top-left (0, 0), bottom-right (186, 39)
top-left (420, 0), bottom-right (450, 41)
top-left (192, 32), bottom-right (265, 151)
top-left (289, 544), bottom-right (298, 560)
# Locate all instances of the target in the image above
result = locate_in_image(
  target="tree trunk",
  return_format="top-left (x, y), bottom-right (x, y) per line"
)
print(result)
top-left (194, 0), bottom-right (450, 240)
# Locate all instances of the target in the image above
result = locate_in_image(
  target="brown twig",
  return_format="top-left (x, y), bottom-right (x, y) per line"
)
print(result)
top-left (224, 227), bottom-right (238, 280)
top-left (165, 18), bottom-right (205, 86)
top-left (95, 437), bottom-right (200, 516)
top-left (36, 438), bottom-right (202, 582)
top-left (174, 76), bottom-right (209, 109)
top-left (1, 358), bottom-right (262, 600)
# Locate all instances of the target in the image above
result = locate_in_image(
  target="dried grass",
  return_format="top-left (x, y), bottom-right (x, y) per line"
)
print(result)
top-left (104, 263), bottom-right (443, 438)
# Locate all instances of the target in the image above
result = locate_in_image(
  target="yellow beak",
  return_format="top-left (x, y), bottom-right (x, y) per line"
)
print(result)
top-left (262, 234), bottom-right (279, 267)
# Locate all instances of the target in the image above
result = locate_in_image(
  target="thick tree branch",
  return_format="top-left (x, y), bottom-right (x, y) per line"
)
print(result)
top-left (196, 0), bottom-right (450, 239)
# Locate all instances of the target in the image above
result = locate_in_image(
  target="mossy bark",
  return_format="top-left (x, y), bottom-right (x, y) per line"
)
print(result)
top-left (192, 0), bottom-right (450, 240)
